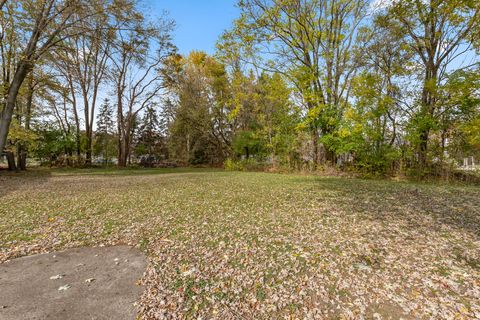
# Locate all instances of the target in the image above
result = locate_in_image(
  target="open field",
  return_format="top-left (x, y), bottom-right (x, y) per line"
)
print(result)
top-left (1, 169), bottom-right (479, 319)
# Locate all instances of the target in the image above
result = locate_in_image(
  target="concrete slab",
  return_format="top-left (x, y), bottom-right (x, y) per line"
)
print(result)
top-left (0, 246), bottom-right (147, 320)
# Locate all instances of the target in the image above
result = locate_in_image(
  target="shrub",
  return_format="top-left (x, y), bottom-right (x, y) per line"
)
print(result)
top-left (224, 158), bottom-right (266, 171)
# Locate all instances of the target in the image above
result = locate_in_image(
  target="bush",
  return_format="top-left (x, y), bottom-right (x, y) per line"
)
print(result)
top-left (224, 158), bottom-right (266, 171)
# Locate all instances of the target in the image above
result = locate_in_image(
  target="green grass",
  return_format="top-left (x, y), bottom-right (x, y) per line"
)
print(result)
top-left (1, 168), bottom-right (479, 319)
top-left (5, 166), bottom-right (218, 177)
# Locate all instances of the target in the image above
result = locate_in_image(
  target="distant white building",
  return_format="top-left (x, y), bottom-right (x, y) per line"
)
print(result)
top-left (461, 156), bottom-right (478, 170)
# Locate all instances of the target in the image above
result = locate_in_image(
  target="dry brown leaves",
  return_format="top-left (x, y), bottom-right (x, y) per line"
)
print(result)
top-left (1, 171), bottom-right (479, 319)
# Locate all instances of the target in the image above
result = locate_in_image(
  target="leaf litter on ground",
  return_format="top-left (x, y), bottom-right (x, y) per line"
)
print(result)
top-left (1, 170), bottom-right (479, 319)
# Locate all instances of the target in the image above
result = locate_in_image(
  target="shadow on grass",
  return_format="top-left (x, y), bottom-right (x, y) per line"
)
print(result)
top-left (293, 175), bottom-right (480, 239)
top-left (49, 167), bottom-right (223, 177)
top-left (1, 167), bottom-right (224, 197)
top-left (0, 168), bottom-right (53, 199)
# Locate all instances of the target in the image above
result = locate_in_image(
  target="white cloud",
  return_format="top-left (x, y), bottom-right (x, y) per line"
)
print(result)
top-left (369, 0), bottom-right (395, 12)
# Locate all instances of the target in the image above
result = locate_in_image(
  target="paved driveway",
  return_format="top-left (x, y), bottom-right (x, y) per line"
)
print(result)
top-left (0, 246), bottom-right (147, 320)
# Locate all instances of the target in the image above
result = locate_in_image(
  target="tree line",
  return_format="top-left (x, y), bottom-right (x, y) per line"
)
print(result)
top-left (1, 0), bottom-right (479, 177)
top-left (0, 0), bottom-right (174, 169)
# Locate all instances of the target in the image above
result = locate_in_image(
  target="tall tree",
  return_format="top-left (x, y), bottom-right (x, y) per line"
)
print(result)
top-left (52, 47), bottom-right (83, 162)
top-left (60, 0), bottom-right (112, 164)
top-left (1, 0), bottom-right (22, 169)
top-left (135, 104), bottom-right (165, 158)
top-left (108, 4), bottom-right (175, 166)
top-left (0, 0), bottom-right (93, 156)
top-left (166, 52), bottom-right (231, 164)
top-left (387, 0), bottom-right (480, 167)
top-left (223, 0), bottom-right (369, 164)
top-left (329, 16), bottom-right (413, 174)
top-left (95, 98), bottom-right (116, 164)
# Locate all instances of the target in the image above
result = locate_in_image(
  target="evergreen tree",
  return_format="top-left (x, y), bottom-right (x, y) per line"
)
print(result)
top-left (97, 99), bottom-right (115, 136)
top-left (138, 105), bottom-right (161, 154)
top-left (135, 104), bottom-right (168, 165)
top-left (95, 98), bottom-right (116, 164)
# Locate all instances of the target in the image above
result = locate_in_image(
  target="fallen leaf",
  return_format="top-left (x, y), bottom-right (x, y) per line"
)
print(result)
top-left (58, 284), bottom-right (71, 291)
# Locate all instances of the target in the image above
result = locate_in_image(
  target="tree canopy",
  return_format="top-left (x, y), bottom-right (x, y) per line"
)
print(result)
top-left (1, 0), bottom-right (479, 177)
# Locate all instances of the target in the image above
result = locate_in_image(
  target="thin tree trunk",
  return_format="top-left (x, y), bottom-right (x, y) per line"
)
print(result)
top-left (84, 98), bottom-right (92, 165)
top-left (311, 125), bottom-right (320, 166)
top-left (117, 91), bottom-right (126, 167)
top-left (67, 75), bottom-right (82, 164)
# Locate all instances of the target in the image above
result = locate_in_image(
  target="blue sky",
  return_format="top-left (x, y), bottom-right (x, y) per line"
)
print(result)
top-left (144, 0), bottom-right (240, 55)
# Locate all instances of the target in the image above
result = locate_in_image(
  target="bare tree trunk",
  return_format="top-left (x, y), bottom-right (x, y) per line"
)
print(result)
top-left (117, 88), bottom-right (126, 167)
top-left (0, 62), bottom-right (30, 154)
top-left (66, 73), bottom-right (82, 164)
top-left (83, 97), bottom-right (92, 165)
top-left (0, 0), bottom-right (83, 154)
top-left (417, 62), bottom-right (438, 169)
top-left (16, 74), bottom-right (35, 171)
top-left (118, 133), bottom-right (129, 167)
top-left (6, 151), bottom-right (16, 171)
top-left (16, 144), bottom-right (27, 170)
top-left (311, 127), bottom-right (319, 166)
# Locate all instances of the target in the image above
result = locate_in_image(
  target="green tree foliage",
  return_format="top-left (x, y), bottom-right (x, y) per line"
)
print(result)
top-left (164, 51), bottom-right (299, 168)
top-left (166, 51), bottom-right (231, 165)
top-left (230, 72), bottom-right (299, 167)
top-left (217, 0), bottom-right (480, 176)
top-left (0, 0), bottom-right (99, 157)
top-left (2, 0), bottom-right (479, 178)
top-left (439, 69), bottom-right (480, 160)
top-left (94, 98), bottom-right (116, 165)
top-left (386, 0), bottom-right (480, 168)
top-left (332, 73), bottom-right (401, 174)
top-left (134, 104), bottom-right (168, 163)
top-left (222, 0), bottom-right (369, 164)
top-left (32, 123), bottom-right (76, 165)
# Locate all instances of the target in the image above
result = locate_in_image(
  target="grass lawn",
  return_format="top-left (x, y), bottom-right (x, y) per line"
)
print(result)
top-left (1, 169), bottom-right (479, 319)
